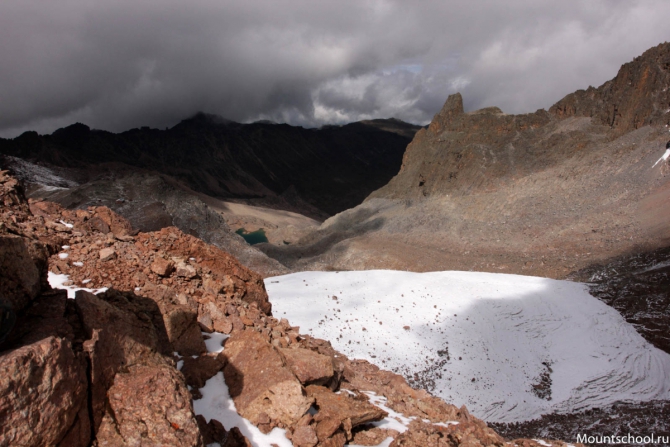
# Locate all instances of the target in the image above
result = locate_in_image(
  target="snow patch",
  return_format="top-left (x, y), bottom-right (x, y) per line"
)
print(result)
top-left (58, 253), bottom-right (69, 259)
top-left (73, 261), bottom-right (84, 267)
top-left (363, 392), bottom-right (413, 433)
top-left (265, 270), bottom-right (670, 423)
top-left (203, 331), bottom-right (229, 354)
top-left (652, 149), bottom-right (670, 167)
top-left (48, 272), bottom-right (108, 299)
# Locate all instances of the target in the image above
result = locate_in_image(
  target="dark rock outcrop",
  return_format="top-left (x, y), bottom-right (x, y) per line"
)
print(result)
top-left (0, 117), bottom-right (420, 217)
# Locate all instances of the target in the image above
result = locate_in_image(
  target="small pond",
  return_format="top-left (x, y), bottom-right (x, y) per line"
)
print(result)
top-left (235, 228), bottom-right (269, 245)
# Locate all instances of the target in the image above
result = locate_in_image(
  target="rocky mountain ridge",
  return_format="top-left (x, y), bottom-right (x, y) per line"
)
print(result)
top-left (260, 42), bottom-right (670, 279)
top-left (0, 116), bottom-right (420, 218)
top-left (0, 171), bottom-right (574, 446)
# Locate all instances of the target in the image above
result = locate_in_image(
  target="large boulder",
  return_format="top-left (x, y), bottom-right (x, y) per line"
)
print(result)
top-left (0, 235), bottom-right (47, 313)
top-left (95, 364), bottom-right (204, 446)
top-left (279, 347), bottom-right (334, 386)
top-left (75, 290), bottom-right (171, 430)
top-left (306, 385), bottom-right (387, 442)
top-left (0, 336), bottom-right (88, 447)
top-left (222, 330), bottom-right (313, 430)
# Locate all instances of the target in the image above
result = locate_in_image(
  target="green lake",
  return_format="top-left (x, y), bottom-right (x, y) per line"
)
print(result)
top-left (235, 228), bottom-right (269, 245)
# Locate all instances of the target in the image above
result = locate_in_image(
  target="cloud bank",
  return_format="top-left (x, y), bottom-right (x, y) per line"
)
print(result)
top-left (1, 0), bottom-right (669, 136)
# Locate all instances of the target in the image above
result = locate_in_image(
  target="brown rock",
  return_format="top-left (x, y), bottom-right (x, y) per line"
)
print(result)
top-left (95, 363), bottom-right (204, 447)
top-left (75, 290), bottom-right (170, 430)
top-left (351, 427), bottom-right (399, 446)
top-left (181, 353), bottom-right (227, 389)
top-left (203, 276), bottom-right (224, 294)
top-left (279, 347), bottom-right (334, 385)
top-left (229, 314), bottom-right (245, 333)
top-left (151, 257), bottom-right (175, 276)
top-left (196, 415), bottom-right (227, 445)
top-left (315, 416), bottom-right (341, 441)
top-left (223, 426), bottom-right (253, 447)
top-left (0, 234), bottom-right (47, 313)
top-left (240, 315), bottom-right (254, 326)
top-left (343, 359), bottom-right (461, 423)
top-left (99, 247), bottom-right (116, 261)
top-left (292, 425), bottom-right (318, 447)
top-left (201, 301), bottom-right (233, 334)
top-left (222, 330), bottom-right (313, 428)
top-left (0, 336), bottom-right (88, 447)
top-left (57, 404), bottom-right (91, 447)
top-left (162, 304), bottom-right (206, 356)
top-left (87, 216), bottom-right (110, 234)
top-left (92, 206), bottom-right (133, 237)
top-left (214, 317), bottom-right (239, 334)
top-left (175, 260), bottom-right (197, 278)
top-left (319, 430), bottom-right (347, 447)
top-left (307, 385), bottom-right (387, 428)
top-left (389, 419), bottom-right (504, 447)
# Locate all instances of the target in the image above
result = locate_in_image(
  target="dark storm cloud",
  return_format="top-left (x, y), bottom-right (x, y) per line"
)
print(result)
top-left (1, 0), bottom-right (669, 137)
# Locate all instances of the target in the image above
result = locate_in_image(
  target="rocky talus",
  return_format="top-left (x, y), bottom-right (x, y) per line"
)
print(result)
top-left (0, 171), bottom-right (579, 446)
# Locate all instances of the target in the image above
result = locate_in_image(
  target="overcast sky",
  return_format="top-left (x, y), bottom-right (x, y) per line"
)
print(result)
top-left (1, 0), bottom-right (669, 137)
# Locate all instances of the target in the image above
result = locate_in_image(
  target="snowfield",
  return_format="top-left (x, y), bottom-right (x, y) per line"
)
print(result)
top-left (265, 270), bottom-right (670, 423)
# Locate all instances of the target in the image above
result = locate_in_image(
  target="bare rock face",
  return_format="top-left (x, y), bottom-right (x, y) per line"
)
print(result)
top-left (0, 336), bottom-right (87, 447)
top-left (95, 364), bottom-right (204, 447)
top-left (550, 42), bottom-right (670, 134)
top-left (222, 330), bottom-right (313, 430)
top-left (75, 290), bottom-right (171, 430)
top-left (160, 302), bottom-right (206, 356)
top-left (0, 235), bottom-right (44, 312)
top-left (279, 346), bottom-right (334, 385)
top-left (306, 385), bottom-right (387, 439)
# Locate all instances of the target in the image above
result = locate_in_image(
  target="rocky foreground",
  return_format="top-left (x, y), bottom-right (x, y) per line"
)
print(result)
top-left (0, 170), bottom-right (579, 446)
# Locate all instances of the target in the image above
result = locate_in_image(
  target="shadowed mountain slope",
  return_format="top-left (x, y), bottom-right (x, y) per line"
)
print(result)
top-left (0, 116), bottom-right (420, 217)
top-left (259, 42), bottom-right (670, 278)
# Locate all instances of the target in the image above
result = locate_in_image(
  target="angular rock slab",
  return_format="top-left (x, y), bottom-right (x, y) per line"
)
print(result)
top-left (161, 303), bottom-right (206, 356)
top-left (95, 363), bottom-right (204, 447)
top-left (75, 290), bottom-right (169, 431)
top-left (0, 336), bottom-right (87, 447)
top-left (222, 330), bottom-right (313, 428)
top-left (279, 347), bottom-right (334, 385)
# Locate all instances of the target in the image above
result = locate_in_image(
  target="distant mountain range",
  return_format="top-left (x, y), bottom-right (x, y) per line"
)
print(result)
top-left (0, 115), bottom-right (421, 217)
